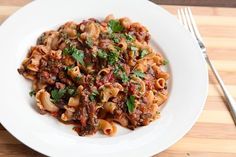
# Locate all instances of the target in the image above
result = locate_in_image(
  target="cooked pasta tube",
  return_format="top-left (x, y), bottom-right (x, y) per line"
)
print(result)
top-left (155, 78), bottom-right (166, 89)
top-left (103, 102), bottom-right (116, 113)
top-left (98, 119), bottom-right (117, 136)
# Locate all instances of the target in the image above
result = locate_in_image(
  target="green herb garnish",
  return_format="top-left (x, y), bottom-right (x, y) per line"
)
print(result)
top-left (108, 20), bottom-right (124, 33)
top-left (108, 51), bottom-right (119, 65)
top-left (97, 49), bottom-right (107, 59)
top-left (67, 87), bottom-right (76, 96)
top-left (85, 37), bottom-right (93, 48)
top-left (113, 36), bottom-right (120, 43)
top-left (64, 65), bottom-right (74, 71)
top-left (133, 70), bottom-right (145, 78)
top-left (72, 49), bottom-right (85, 66)
top-left (51, 88), bottom-right (67, 102)
top-left (109, 33), bottom-right (120, 43)
top-left (130, 46), bottom-right (138, 51)
top-left (126, 95), bottom-right (135, 113)
top-left (62, 46), bottom-right (85, 66)
top-left (113, 65), bottom-right (128, 82)
top-left (89, 90), bottom-right (99, 101)
top-left (62, 47), bottom-right (71, 55)
top-left (29, 90), bottom-right (36, 97)
top-left (121, 72), bottom-right (129, 83)
top-left (163, 59), bottom-right (169, 65)
top-left (140, 49), bottom-right (148, 58)
top-left (113, 66), bottom-right (121, 77)
top-left (125, 34), bottom-right (135, 42)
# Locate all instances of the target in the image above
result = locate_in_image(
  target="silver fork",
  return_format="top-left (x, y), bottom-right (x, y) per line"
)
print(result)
top-left (178, 7), bottom-right (236, 126)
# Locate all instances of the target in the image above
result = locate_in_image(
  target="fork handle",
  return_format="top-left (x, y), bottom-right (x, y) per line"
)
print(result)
top-left (205, 56), bottom-right (236, 125)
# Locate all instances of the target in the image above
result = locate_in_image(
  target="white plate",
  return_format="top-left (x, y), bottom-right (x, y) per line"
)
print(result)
top-left (0, 0), bottom-right (208, 156)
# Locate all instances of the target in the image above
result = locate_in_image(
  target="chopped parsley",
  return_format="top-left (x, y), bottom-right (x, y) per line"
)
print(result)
top-left (85, 37), bottom-right (93, 48)
top-left (64, 65), bottom-right (74, 71)
top-left (109, 33), bottom-right (120, 43)
top-left (51, 88), bottom-right (67, 102)
top-left (89, 90), bottom-right (99, 101)
top-left (67, 87), bottom-right (76, 96)
top-left (163, 59), bottom-right (169, 65)
top-left (121, 72), bottom-right (129, 83)
top-left (113, 65), bottom-right (122, 77)
top-left (113, 65), bottom-right (129, 83)
top-left (113, 36), bottom-right (120, 43)
top-left (29, 90), bottom-right (36, 97)
top-left (97, 49), bottom-right (107, 59)
top-left (62, 47), bottom-right (71, 55)
top-left (140, 49), bottom-right (148, 58)
top-left (108, 20), bottom-right (124, 33)
top-left (62, 46), bottom-right (85, 66)
top-left (108, 51), bottom-right (119, 65)
top-left (51, 86), bottom-right (76, 102)
top-left (133, 70), bottom-right (145, 78)
top-left (125, 34), bottom-right (135, 42)
top-left (126, 95), bottom-right (135, 113)
top-left (130, 46), bottom-right (138, 52)
top-left (72, 50), bottom-right (85, 66)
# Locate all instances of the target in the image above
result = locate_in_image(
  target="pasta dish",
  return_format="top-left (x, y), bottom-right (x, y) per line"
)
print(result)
top-left (18, 15), bottom-right (169, 136)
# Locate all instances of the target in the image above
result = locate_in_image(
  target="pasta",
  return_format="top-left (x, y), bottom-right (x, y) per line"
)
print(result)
top-left (18, 15), bottom-right (169, 136)
top-left (98, 119), bottom-right (117, 136)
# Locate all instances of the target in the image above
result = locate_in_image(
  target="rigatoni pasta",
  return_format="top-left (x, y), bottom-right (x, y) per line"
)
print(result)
top-left (18, 15), bottom-right (169, 136)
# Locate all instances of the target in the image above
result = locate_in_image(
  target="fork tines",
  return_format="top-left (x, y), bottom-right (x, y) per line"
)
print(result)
top-left (177, 7), bottom-right (203, 42)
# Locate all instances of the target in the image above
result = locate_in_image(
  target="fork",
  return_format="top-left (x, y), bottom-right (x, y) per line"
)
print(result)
top-left (178, 7), bottom-right (236, 126)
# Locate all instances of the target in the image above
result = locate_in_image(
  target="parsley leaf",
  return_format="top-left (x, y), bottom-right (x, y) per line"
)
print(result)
top-left (89, 90), bottom-right (99, 101)
top-left (109, 33), bottom-right (120, 43)
top-left (113, 65), bottom-right (122, 77)
top-left (121, 72), bottom-right (129, 83)
top-left (51, 88), bottom-right (67, 102)
top-left (85, 37), bottom-right (93, 48)
top-left (67, 87), bottom-right (76, 96)
top-left (113, 36), bottom-right (120, 43)
top-left (72, 49), bottom-right (85, 66)
top-left (130, 46), bottom-right (138, 51)
top-left (114, 65), bottom-right (128, 83)
top-left (108, 51), bottom-right (119, 65)
top-left (108, 20), bottom-right (124, 33)
top-left (29, 90), bottom-right (36, 97)
top-left (97, 49), bottom-right (107, 59)
top-left (125, 34), bottom-right (135, 42)
top-left (140, 49), bottom-right (148, 58)
top-left (64, 65), bottom-right (74, 71)
top-left (62, 47), bottom-right (85, 66)
top-left (163, 59), bottom-right (169, 65)
top-left (126, 95), bottom-right (135, 113)
top-left (62, 47), bottom-right (71, 55)
top-left (133, 70), bottom-right (145, 78)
